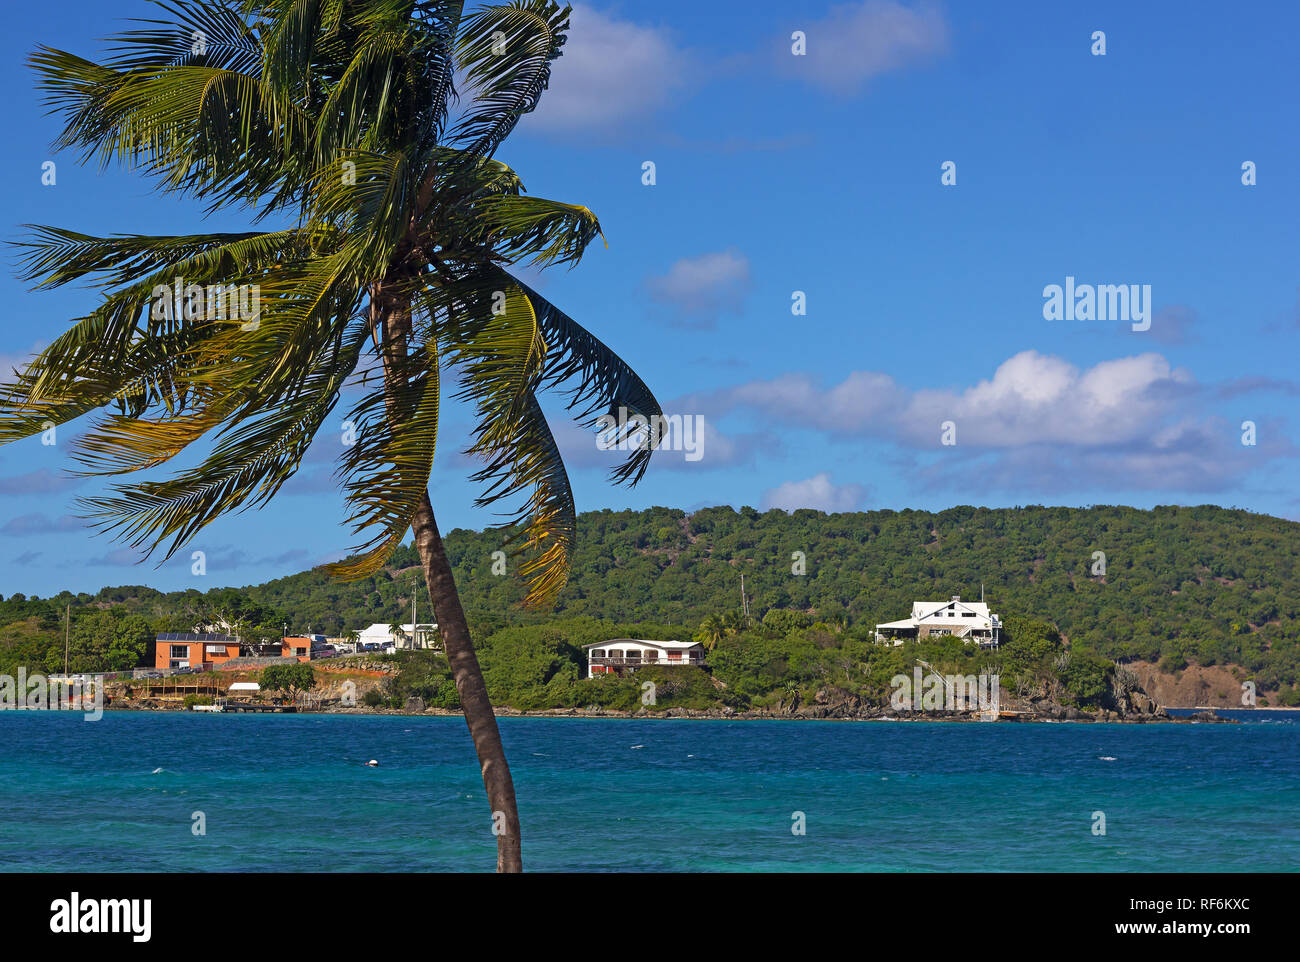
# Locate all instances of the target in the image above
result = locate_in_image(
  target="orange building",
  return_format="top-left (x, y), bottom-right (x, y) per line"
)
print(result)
top-left (281, 637), bottom-right (313, 663)
top-left (154, 634), bottom-right (314, 670)
top-left (155, 634), bottom-right (241, 671)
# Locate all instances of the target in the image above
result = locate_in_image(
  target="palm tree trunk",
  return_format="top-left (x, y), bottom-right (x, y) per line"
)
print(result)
top-left (373, 281), bottom-right (523, 872)
top-left (411, 491), bottom-right (523, 872)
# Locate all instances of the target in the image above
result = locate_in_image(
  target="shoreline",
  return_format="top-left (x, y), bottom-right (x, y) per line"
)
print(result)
top-left (93, 704), bottom-right (1245, 724)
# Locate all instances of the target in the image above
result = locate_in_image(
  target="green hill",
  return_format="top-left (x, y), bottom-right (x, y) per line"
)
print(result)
top-left (3, 504), bottom-right (1298, 697)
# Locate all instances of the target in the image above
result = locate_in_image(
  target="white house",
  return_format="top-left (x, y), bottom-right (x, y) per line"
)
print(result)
top-left (583, 639), bottom-right (706, 678)
top-left (875, 596), bottom-right (1001, 648)
top-left (356, 622), bottom-right (440, 650)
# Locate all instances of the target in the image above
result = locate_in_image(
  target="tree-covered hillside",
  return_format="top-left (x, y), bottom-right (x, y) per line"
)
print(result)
top-left (3, 504), bottom-right (1298, 693)
top-left (437, 504), bottom-right (1300, 687)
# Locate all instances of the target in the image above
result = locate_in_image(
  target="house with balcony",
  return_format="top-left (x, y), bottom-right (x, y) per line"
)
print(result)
top-left (874, 596), bottom-right (1002, 648)
top-left (583, 639), bottom-right (706, 678)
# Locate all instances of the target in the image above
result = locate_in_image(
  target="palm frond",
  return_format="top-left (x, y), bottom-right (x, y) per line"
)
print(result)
top-left (509, 273), bottom-right (662, 486)
top-left (77, 316), bottom-right (367, 560)
top-left (449, 0), bottom-right (568, 159)
top-left (325, 333), bottom-right (441, 580)
top-left (469, 390), bottom-right (574, 608)
top-left (468, 194), bottom-right (603, 268)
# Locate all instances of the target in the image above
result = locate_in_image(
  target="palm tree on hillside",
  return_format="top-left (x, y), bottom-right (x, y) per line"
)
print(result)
top-left (2, 0), bottom-right (661, 872)
top-left (693, 615), bottom-right (725, 651)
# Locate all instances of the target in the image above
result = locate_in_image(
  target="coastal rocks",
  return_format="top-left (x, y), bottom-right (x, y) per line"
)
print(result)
top-left (1032, 703), bottom-right (1092, 721)
top-left (817, 686), bottom-right (865, 714)
top-left (1129, 691), bottom-right (1156, 715)
top-left (403, 696), bottom-right (425, 713)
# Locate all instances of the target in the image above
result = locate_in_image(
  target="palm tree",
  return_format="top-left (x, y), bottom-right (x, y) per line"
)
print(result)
top-left (721, 610), bottom-right (746, 635)
top-left (3, 0), bottom-right (661, 872)
top-left (693, 615), bottom-right (725, 651)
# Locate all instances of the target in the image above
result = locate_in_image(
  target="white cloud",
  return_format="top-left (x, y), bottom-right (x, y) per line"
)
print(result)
top-left (899, 351), bottom-right (1194, 447)
top-left (728, 370), bottom-right (901, 430)
top-left (702, 350), bottom-right (1294, 495)
top-left (523, 5), bottom-right (690, 131)
top-left (646, 248), bottom-right (751, 327)
top-left (718, 351), bottom-right (1194, 448)
top-left (762, 472), bottom-right (867, 513)
top-left (549, 411), bottom-right (763, 472)
top-left (783, 1), bottom-right (950, 94)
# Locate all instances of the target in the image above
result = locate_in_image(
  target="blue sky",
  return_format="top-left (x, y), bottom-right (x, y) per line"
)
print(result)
top-left (0, 0), bottom-right (1297, 597)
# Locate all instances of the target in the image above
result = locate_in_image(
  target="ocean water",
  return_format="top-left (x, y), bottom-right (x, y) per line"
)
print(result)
top-left (1, 711), bottom-right (1296, 872)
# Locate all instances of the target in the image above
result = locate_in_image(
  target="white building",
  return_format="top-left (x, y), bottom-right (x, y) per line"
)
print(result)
top-left (583, 639), bottom-right (706, 678)
top-left (875, 596), bottom-right (1001, 648)
top-left (356, 622), bottom-right (440, 650)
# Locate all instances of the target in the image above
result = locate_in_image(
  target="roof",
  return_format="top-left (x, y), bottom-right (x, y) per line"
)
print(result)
top-left (228, 682), bottom-right (260, 691)
top-left (581, 639), bottom-right (700, 650)
top-left (879, 596), bottom-right (999, 631)
top-left (358, 622), bottom-right (438, 634)
top-left (911, 599), bottom-right (992, 621)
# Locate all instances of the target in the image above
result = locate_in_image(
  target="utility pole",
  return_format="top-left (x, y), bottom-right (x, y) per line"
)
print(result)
top-left (740, 574), bottom-right (749, 621)
top-left (412, 574), bottom-right (418, 650)
top-left (64, 603), bottom-right (70, 675)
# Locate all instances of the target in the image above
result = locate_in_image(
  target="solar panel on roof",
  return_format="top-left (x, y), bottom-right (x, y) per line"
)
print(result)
top-left (155, 632), bottom-right (237, 641)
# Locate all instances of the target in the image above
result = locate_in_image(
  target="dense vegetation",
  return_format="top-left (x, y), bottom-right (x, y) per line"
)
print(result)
top-left (3, 504), bottom-right (1298, 701)
top-left (381, 613), bottom-right (1148, 713)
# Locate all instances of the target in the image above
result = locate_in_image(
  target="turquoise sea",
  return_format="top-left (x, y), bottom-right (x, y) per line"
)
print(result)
top-left (1, 711), bottom-right (1296, 872)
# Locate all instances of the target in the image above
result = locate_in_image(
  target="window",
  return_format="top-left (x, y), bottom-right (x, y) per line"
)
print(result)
top-left (170, 645), bottom-right (189, 658)
top-left (963, 612), bottom-right (976, 617)
top-left (591, 649), bottom-right (606, 659)
top-left (643, 650), bottom-right (658, 661)
top-left (608, 650), bottom-right (623, 659)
